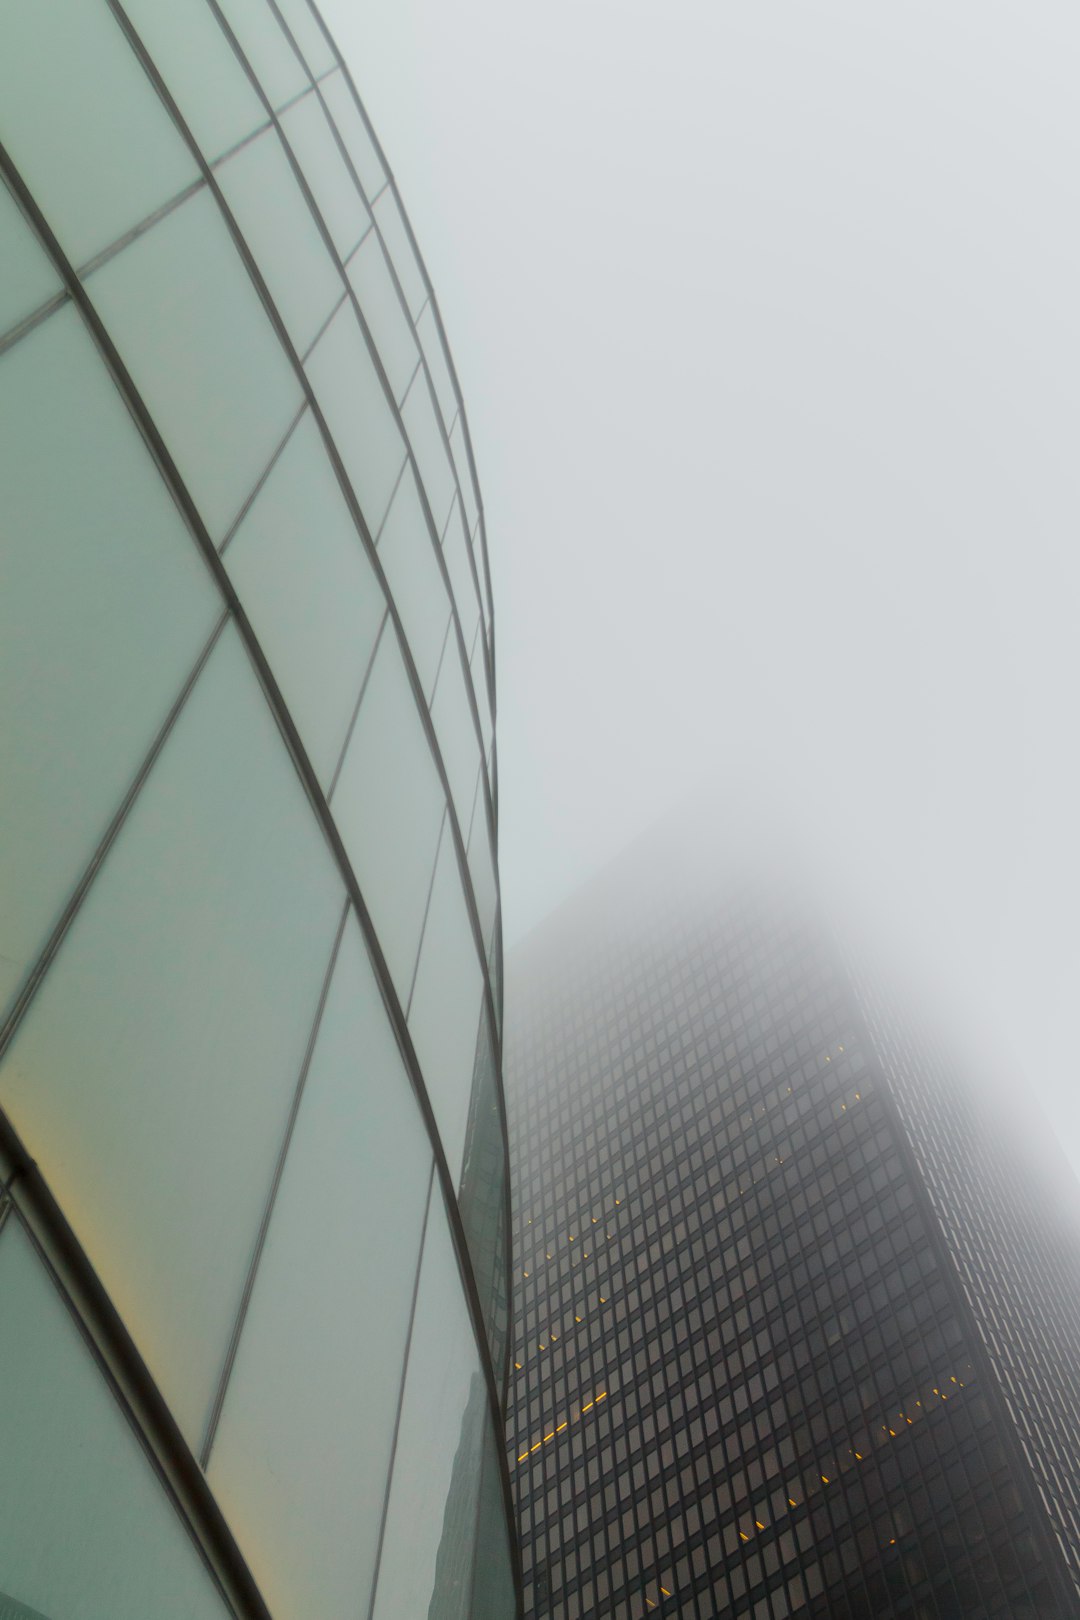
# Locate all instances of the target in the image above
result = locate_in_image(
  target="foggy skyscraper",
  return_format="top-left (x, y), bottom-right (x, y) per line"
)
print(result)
top-left (504, 833), bottom-right (1080, 1619)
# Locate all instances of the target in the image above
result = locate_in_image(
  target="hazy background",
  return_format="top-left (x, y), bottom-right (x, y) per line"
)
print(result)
top-left (323, 0), bottom-right (1080, 1171)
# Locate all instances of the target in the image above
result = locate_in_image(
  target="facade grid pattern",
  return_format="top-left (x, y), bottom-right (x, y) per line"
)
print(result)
top-left (0, 3), bottom-right (519, 1619)
top-left (505, 853), bottom-right (1080, 1620)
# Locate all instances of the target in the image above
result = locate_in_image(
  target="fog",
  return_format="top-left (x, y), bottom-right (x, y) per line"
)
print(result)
top-left (322, 0), bottom-right (1080, 1174)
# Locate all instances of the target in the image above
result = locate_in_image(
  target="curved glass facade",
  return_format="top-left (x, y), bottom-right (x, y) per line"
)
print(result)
top-left (0, 4), bottom-right (516, 1618)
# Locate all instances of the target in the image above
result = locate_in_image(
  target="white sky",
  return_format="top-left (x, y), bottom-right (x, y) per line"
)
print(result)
top-left (323, 0), bottom-right (1080, 1174)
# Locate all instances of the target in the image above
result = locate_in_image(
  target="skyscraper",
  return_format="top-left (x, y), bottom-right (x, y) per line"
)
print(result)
top-left (0, 3), bottom-right (518, 1618)
top-left (505, 835), bottom-right (1080, 1620)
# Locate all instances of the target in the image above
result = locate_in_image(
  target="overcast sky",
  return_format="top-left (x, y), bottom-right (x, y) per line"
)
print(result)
top-left (323, 0), bottom-right (1080, 1173)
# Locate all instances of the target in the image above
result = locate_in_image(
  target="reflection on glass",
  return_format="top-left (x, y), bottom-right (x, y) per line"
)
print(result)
top-left (0, 1218), bottom-right (228, 1620)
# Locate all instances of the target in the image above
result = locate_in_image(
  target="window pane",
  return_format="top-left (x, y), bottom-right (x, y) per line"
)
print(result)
top-left (0, 1218), bottom-right (229, 1620)
top-left (0, 0), bottom-right (198, 265)
top-left (305, 299), bottom-right (405, 543)
top-left (449, 410), bottom-right (481, 539)
top-left (372, 188), bottom-right (427, 321)
top-left (458, 1015), bottom-right (509, 1372)
top-left (87, 188), bottom-right (303, 542)
top-left (442, 496), bottom-right (482, 651)
top-left (121, 0), bottom-right (267, 164)
top-left (329, 630), bottom-right (445, 1001)
top-left (0, 626), bottom-right (346, 1444)
top-left (407, 826), bottom-right (485, 1183)
top-left (215, 124), bottom-right (344, 360)
top-left (471, 1420), bottom-right (519, 1620)
top-left (346, 230), bottom-right (420, 407)
top-left (214, 0), bottom-right (309, 111)
top-left (278, 89), bottom-right (369, 259)
top-left (273, 0), bottom-right (335, 77)
top-left (402, 371), bottom-right (456, 536)
top-left (415, 301), bottom-right (457, 433)
top-left (430, 639), bottom-right (483, 842)
top-left (207, 914), bottom-right (433, 1620)
top-left (371, 1198), bottom-right (487, 1620)
top-left (319, 69), bottom-right (387, 201)
top-left (224, 411), bottom-right (384, 786)
top-left (466, 787), bottom-right (499, 970)
top-left (377, 464), bottom-right (452, 703)
top-left (0, 179), bottom-right (62, 340)
top-left (0, 305), bottom-right (221, 1017)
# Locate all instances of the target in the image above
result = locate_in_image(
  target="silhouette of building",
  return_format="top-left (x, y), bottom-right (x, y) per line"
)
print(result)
top-left (505, 837), bottom-right (1080, 1619)
top-left (0, 3), bottom-right (517, 1617)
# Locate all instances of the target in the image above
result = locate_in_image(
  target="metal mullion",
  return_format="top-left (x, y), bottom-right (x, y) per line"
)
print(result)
top-left (325, 609), bottom-right (388, 805)
top-left (364, 1164), bottom-right (436, 1620)
top-left (189, 0), bottom-right (504, 1106)
top-left (0, 286), bottom-right (68, 358)
top-left (199, 896), bottom-right (351, 1466)
top-left (0, 1191), bottom-right (256, 1620)
top-left (2, 107), bottom-right (507, 1618)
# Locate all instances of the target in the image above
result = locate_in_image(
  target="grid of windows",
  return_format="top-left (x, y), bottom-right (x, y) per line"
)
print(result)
top-left (505, 851), bottom-right (1080, 1620)
top-left (0, 4), bottom-right (516, 1618)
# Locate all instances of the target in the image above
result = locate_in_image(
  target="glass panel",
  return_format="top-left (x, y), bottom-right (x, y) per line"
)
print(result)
top-left (0, 626), bottom-right (346, 1444)
top-left (407, 827), bottom-right (485, 1183)
top-left (87, 187), bottom-right (303, 542)
top-left (0, 305), bottom-right (221, 1018)
top-left (448, 410), bottom-right (481, 539)
top-left (430, 639), bottom-right (483, 842)
top-left (371, 1198), bottom-right (487, 1620)
top-left (442, 497), bottom-right (482, 652)
top-left (319, 69), bottom-right (387, 201)
top-left (329, 630), bottom-right (445, 1001)
top-left (402, 372), bottom-right (456, 536)
top-left (224, 411), bottom-right (384, 787)
top-left (415, 302), bottom-right (458, 434)
top-left (0, 0), bottom-right (198, 266)
top-left (207, 914), bottom-right (433, 1620)
top-left (121, 0), bottom-right (267, 165)
top-left (372, 188), bottom-right (427, 321)
top-left (469, 619), bottom-right (496, 758)
top-left (470, 1420), bottom-right (518, 1620)
top-left (466, 786), bottom-right (499, 967)
top-left (278, 89), bottom-right (369, 259)
top-left (273, 0), bottom-right (336, 77)
top-left (214, 0), bottom-right (309, 112)
top-left (215, 123), bottom-right (344, 358)
top-left (377, 464), bottom-right (453, 703)
top-left (0, 1218), bottom-right (229, 1620)
top-left (0, 179), bottom-right (63, 340)
top-left (346, 230), bottom-right (420, 407)
top-left (305, 299), bottom-right (405, 538)
top-left (457, 1014), bottom-right (509, 1372)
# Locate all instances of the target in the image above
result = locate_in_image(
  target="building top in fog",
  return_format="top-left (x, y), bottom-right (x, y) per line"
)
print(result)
top-left (504, 824), bottom-right (1080, 1620)
top-left (0, 3), bottom-right (517, 1618)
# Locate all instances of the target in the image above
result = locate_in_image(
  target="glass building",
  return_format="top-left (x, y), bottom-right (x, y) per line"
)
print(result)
top-left (0, 3), bottom-right (518, 1618)
top-left (505, 838), bottom-right (1080, 1619)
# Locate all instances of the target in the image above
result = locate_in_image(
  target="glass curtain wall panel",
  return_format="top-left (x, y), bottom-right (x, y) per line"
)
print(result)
top-left (0, 1), bottom-right (517, 1616)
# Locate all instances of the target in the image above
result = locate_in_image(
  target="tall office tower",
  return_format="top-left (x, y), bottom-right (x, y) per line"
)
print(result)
top-left (505, 837), bottom-right (1080, 1620)
top-left (0, 4), bottom-right (518, 1619)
